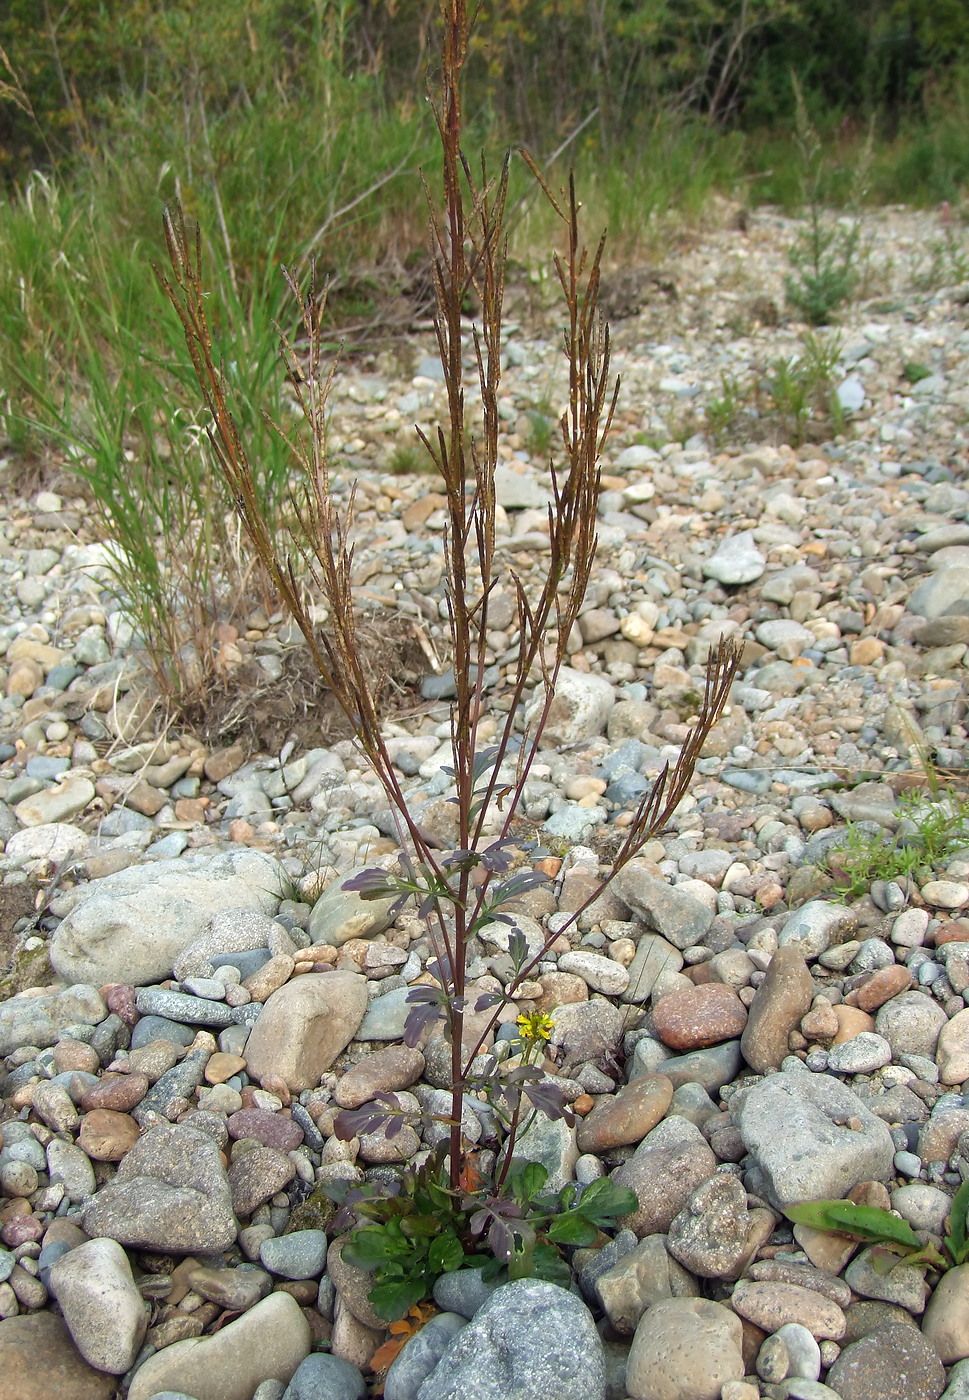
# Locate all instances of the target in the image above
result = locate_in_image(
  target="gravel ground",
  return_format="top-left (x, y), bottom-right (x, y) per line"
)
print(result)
top-left (0, 204), bottom-right (967, 1400)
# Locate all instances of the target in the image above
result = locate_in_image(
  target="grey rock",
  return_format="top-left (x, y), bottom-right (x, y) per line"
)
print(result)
top-left (613, 1119), bottom-right (717, 1237)
top-left (0, 983), bottom-right (106, 1057)
top-left (282, 1354), bottom-right (366, 1400)
top-left (50, 849), bottom-right (286, 986)
top-left (49, 1236), bottom-right (147, 1374)
top-left (594, 1234), bottom-right (698, 1335)
top-left (135, 988), bottom-right (236, 1029)
top-left (702, 531), bottom-right (766, 585)
top-left (908, 568), bottom-right (969, 620)
top-left (133, 1046), bottom-right (211, 1125)
top-left (416, 1279), bottom-right (604, 1400)
top-left (875, 990), bottom-right (948, 1058)
top-left (735, 1068), bottom-right (895, 1209)
top-left (549, 998), bottom-right (624, 1071)
top-left (385, 1313), bottom-right (467, 1400)
top-left (525, 668), bottom-right (616, 746)
top-left (825, 1322), bottom-right (945, 1400)
top-left (260, 1231), bottom-right (328, 1281)
top-left (432, 1267), bottom-right (499, 1319)
top-left (826, 1033), bottom-right (893, 1075)
top-left (612, 862), bottom-right (714, 947)
top-left (501, 1113), bottom-right (578, 1193)
top-left (645, 1040), bottom-right (744, 1095)
top-left (130, 1015), bottom-right (196, 1050)
top-left (307, 867), bottom-right (401, 947)
top-left (357, 986), bottom-right (418, 1041)
top-left (844, 1245), bottom-right (930, 1314)
top-left (621, 935), bottom-right (684, 1005)
top-left (82, 1123), bottom-right (237, 1253)
top-left (776, 901), bottom-right (857, 960)
top-left (493, 464), bottom-right (552, 510)
top-left (666, 1171), bottom-right (766, 1280)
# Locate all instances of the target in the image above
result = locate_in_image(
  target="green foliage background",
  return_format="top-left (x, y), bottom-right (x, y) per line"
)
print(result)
top-left (4, 0), bottom-right (969, 183)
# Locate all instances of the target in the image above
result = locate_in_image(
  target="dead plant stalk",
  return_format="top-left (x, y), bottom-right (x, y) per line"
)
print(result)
top-left (160, 0), bottom-right (742, 1194)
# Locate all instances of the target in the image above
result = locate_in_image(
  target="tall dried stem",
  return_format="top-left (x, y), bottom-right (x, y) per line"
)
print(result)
top-left (161, 0), bottom-right (742, 1195)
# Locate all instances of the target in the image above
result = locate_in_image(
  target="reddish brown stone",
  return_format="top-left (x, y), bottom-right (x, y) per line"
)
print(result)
top-left (1, 1214), bottom-right (44, 1246)
top-left (226, 1108), bottom-right (304, 1151)
top-left (103, 984), bottom-right (139, 1025)
top-left (80, 1071), bottom-right (150, 1113)
top-left (576, 1075), bottom-right (674, 1153)
top-left (78, 1109), bottom-right (141, 1161)
top-left (933, 920), bottom-right (969, 947)
top-left (203, 743), bottom-right (247, 782)
top-left (854, 964), bottom-right (913, 1013)
top-left (652, 982), bottom-right (748, 1050)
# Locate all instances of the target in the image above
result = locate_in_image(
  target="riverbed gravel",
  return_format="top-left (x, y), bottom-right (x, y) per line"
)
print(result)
top-left (0, 204), bottom-right (967, 1400)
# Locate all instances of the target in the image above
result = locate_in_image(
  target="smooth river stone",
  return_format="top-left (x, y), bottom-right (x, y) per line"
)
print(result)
top-left (729, 1281), bottom-right (846, 1340)
top-left (740, 947), bottom-right (813, 1073)
top-left (652, 983), bottom-right (748, 1050)
top-left (244, 972), bottom-right (368, 1092)
top-left (576, 1075), bottom-right (674, 1153)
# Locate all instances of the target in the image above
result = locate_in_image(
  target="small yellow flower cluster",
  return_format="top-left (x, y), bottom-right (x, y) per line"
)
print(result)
top-left (516, 1010), bottom-right (554, 1044)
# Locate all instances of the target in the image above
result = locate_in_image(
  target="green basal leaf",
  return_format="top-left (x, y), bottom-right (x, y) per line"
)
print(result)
top-left (530, 1243), bottom-right (574, 1287)
top-left (428, 1231), bottom-right (466, 1274)
top-left (784, 1200), bottom-right (921, 1249)
top-left (342, 1227), bottom-right (403, 1269)
top-left (511, 1161), bottom-right (549, 1204)
top-left (573, 1178), bottom-right (638, 1223)
top-left (369, 1276), bottom-right (429, 1322)
top-left (946, 1178), bottom-right (969, 1265)
top-left (547, 1213), bottom-right (598, 1247)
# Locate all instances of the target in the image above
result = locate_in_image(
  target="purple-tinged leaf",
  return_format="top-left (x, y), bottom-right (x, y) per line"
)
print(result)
top-left (491, 870), bottom-right (550, 905)
top-left (342, 867), bottom-right (400, 900)
top-left (524, 1079), bottom-right (575, 1124)
top-left (403, 985), bottom-right (446, 1047)
top-left (474, 991), bottom-right (504, 1012)
top-left (472, 747), bottom-right (500, 782)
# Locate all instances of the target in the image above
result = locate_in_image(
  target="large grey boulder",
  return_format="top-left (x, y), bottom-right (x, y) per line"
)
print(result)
top-left (50, 848), bottom-right (287, 986)
top-left (417, 1279), bottom-right (604, 1400)
top-left (734, 1066), bottom-right (895, 1209)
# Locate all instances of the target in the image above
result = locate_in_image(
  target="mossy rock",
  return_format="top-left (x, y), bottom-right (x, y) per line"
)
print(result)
top-left (285, 1185), bottom-right (338, 1235)
top-left (0, 942), bottom-right (53, 1000)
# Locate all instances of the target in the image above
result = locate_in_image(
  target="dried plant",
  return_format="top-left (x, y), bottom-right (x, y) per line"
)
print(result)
top-left (161, 0), bottom-right (742, 1310)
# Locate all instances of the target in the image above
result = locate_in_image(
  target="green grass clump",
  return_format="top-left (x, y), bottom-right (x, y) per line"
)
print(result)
top-left (825, 787), bottom-right (969, 903)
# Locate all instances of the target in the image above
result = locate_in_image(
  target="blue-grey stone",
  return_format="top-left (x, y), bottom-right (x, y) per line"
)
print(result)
top-left (46, 664), bottom-right (82, 690)
top-left (135, 988), bottom-right (236, 1029)
top-left (605, 772), bottom-right (648, 805)
top-left (25, 756), bottom-right (71, 780)
top-left (130, 1015), bottom-right (196, 1050)
top-left (147, 833), bottom-right (190, 858)
top-left (212, 950), bottom-right (272, 980)
top-left (722, 769), bottom-right (772, 795)
top-left (416, 1278), bottom-right (605, 1400)
top-left (290, 1103), bottom-right (324, 1151)
top-left (598, 740), bottom-right (649, 781)
top-left (259, 1230), bottom-right (328, 1280)
top-left (99, 806), bottom-right (156, 835)
top-left (386, 1313), bottom-right (467, 1400)
top-left (133, 1047), bottom-right (211, 1125)
top-left (282, 1354), bottom-right (365, 1400)
top-left (38, 1239), bottom-right (73, 1286)
top-left (49, 1069), bottom-right (100, 1103)
top-left (432, 1267), bottom-right (499, 1319)
top-left (357, 987), bottom-right (416, 1041)
top-left (0, 1249), bottom-right (15, 1283)
top-left (0, 1137), bottom-right (46, 1172)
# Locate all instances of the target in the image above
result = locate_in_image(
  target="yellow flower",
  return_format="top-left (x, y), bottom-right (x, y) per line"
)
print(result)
top-left (516, 1010), bottom-right (554, 1044)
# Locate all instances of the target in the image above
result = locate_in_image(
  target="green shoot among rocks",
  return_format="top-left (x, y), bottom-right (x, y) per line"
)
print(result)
top-left (786, 1182), bottom-right (969, 1276)
top-left (162, 0), bottom-right (742, 1318)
